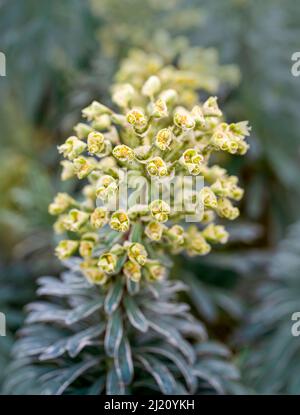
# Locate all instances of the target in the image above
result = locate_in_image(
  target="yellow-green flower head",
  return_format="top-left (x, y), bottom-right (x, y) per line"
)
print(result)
top-left (74, 123), bottom-right (93, 139)
top-left (110, 210), bottom-right (130, 232)
top-left (80, 260), bottom-right (107, 285)
top-left (199, 187), bottom-right (218, 209)
top-left (152, 98), bottom-right (168, 118)
top-left (201, 210), bottom-right (215, 224)
top-left (228, 121), bottom-right (251, 140)
top-left (231, 186), bottom-right (244, 201)
top-left (123, 260), bottom-right (141, 282)
top-left (142, 75), bottom-right (161, 97)
top-left (191, 105), bottom-right (206, 128)
top-left (60, 160), bottom-right (75, 181)
top-left (58, 136), bottom-right (87, 160)
top-left (55, 240), bottom-right (78, 260)
top-left (202, 165), bottom-right (226, 183)
top-left (48, 193), bottom-right (74, 216)
top-left (166, 225), bottom-right (185, 246)
top-left (146, 263), bottom-right (166, 281)
top-left (53, 214), bottom-right (68, 234)
top-left (113, 144), bottom-right (135, 162)
top-left (237, 140), bottom-right (249, 155)
top-left (90, 207), bottom-right (109, 229)
top-left (202, 224), bottom-right (229, 244)
top-left (112, 83), bottom-right (135, 108)
top-left (126, 242), bottom-right (148, 266)
top-left (174, 108), bottom-right (195, 130)
top-left (64, 209), bottom-right (89, 232)
top-left (149, 200), bottom-right (170, 223)
top-left (96, 175), bottom-right (118, 201)
top-left (145, 221), bottom-right (164, 241)
top-left (82, 100), bottom-right (111, 121)
top-left (202, 96), bottom-right (222, 117)
top-left (159, 88), bottom-right (178, 105)
top-left (181, 149), bottom-right (204, 175)
top-left (79, 240), bottom-right (94, 258)
top-left (98, 252), bottom-right (117, 274)
top-left (87, 131), bottom-right (105, 155)
top-left (186, 227), bottom-right (211, 256)
top-left (92, 114), bottom-right (111, 131)
top-left (217, 197), bottom-right (239, 220)
top-left (73, 156), bottom-right (95, 179)
top-left (155, 128), bottom-right (173, 151)
top-left (146, 157), bottom-right (168, 177)
top-left (211, 178), bottom-right (229, 197)
top-left (126, 108), bottom-right (147, 130)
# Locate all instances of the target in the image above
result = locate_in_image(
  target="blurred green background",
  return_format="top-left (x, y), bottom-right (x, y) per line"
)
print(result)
top-left (1, 0), bottom-right (300, 394)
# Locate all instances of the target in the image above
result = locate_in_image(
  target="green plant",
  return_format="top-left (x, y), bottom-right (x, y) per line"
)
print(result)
top-left (5, 48), bottom-right (249, 395)
top-left (237, 221), bottom-right (300, 394)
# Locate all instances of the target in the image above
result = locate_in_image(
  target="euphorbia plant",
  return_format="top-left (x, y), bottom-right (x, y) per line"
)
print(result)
top-left (5, 50), bottom-right (250, 395)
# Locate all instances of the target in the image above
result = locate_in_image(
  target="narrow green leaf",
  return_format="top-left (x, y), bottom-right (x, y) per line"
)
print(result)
top-left (106, 363), bottom-right (125, 395)
top-left (115, 337), bottom-right (133, 385)
top-left (104, 278), bottom-right (124, 315)
top-left (104, 309), bottom-right (123, 357)
top-left (66, 298), bottom-right (104, 325)
top-left (124, 295), bottom-right (148, 332)
top-left (137, 354), bottom-right (181, 395)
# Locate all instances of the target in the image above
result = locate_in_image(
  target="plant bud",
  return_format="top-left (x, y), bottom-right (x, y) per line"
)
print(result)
top-left (96, 175), bottom-right (118, 201)
top-left (142, 75), bottom-right (161, 97)
top-left (126, 242), bottom-right (148, 265)
top-left (82, 101), bottom-right (111, 121)
top-left (98, 253), bottom-right (117, 274)
top-left (60, 160), bottom-right (75, 181)
top-left (112, 83), bottom-right (135, 107)
top-left (202, 96), bottom-right (222, 117)
top-left (73, 123), bottom-right (93, 139)
top-left (80, 261), bottom-right (107, 285)
top-left (199, 187), bottom-right (218, 209)
top-left (48, 193), bottom-right (74, 215)
top-left (123, 260), bottom-right (141, 282)
top-left (155, 128), bottom-right (172, 151)
top-left (87, 131), bottom-right (105, 155)
top-left (79, 240), bottom-right (94, 258)
top-left (73, 156), bottom-right (95, 179)
top-left (146, 157), bottom-right (168, 177)
top-left (90, 207), bottom-right (109, 229)
top-left (126, 108), bottom-right (147, 130)
top-left (58, 136), bottom-right (87, 160)
top-left (217, 198), bottom-right (239, 220)
top-left (174, 108), bottom-right (195, 130)
top-left (55, 240), bottom-right (78, 260)
top-left (110, 210), bottom-right (130, 232)
top-left (149, 200), bottom-right (170, 223)
top-left (181, 149), bottom-right (203, 175)
top-left (145, 221), bottom-right (164, 241)
top-left (113, 144), bottom-right (135, 162)
top-left (202, 224), bottom-right (229, 244)
top-left (64, 209), bottom-right (89, 232)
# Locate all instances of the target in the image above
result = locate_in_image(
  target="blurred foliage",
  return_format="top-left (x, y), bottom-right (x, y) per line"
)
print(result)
top-left (237, 221), bottom-right (300, 394)
top-left (194, 0), bottom-right (300, 242)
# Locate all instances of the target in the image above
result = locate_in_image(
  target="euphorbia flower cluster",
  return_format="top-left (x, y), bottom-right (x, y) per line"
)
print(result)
top-left (49, 63), bottom-right (250, 287)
